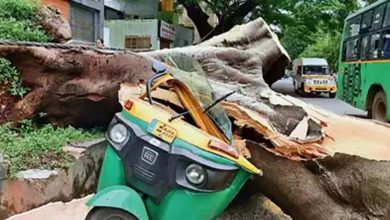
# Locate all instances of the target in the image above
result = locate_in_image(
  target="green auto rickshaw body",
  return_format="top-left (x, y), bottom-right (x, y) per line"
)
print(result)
top-left (87, 56), bottom-right (260, 220)
top-left (87, 110), bottom-right (252, 220)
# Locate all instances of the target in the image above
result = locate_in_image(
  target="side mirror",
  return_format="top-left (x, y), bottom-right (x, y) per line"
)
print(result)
top-left (152, 61), bottom-right (166, 74)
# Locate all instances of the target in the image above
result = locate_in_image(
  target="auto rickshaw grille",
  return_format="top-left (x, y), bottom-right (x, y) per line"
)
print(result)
top-left (133, 163), bottom-right (156, 184)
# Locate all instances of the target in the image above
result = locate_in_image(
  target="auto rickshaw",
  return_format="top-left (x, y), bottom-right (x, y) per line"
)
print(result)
top-left (86, 55), bottom-right (261, 220)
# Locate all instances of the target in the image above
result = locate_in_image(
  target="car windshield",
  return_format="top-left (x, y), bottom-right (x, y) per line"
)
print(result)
top-left (303, 65), bottom-right (329, 75)
top-left (165, 55), bottom-right (233, 143)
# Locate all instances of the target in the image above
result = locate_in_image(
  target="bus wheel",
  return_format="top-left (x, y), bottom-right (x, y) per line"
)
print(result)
top-left (329, 93), bottom-right (336, 98)
top-left (372, 91), bottom-right (388, 122)
top-left (86, 208), bottom-right (138, 220)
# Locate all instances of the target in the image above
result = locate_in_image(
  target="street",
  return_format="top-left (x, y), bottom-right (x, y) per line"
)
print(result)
top-left (271, 77), bottom-right (367, 117)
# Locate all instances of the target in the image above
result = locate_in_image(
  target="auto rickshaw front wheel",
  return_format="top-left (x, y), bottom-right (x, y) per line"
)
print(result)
top-left (86, 207), bottom-right (138, 220)
top-left (329, 92), bottom-right (336, 98)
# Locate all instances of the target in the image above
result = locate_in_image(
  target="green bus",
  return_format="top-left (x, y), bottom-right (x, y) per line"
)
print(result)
top-left (338, 0), bottom-right (390, 122)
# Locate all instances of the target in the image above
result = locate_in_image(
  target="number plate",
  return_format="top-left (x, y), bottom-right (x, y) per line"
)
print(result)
top-left (147, 119), bottom-right (177, 143)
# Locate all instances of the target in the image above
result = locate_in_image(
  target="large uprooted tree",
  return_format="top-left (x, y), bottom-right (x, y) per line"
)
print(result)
top-left (1, 15), bottom-right (390, 220)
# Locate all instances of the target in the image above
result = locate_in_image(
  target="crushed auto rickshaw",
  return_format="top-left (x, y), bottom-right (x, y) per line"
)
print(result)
top-left (85, 55), bottom-right (261, 220)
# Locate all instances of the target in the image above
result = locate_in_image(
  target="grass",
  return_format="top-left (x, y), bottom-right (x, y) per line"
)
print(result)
top-left (0, 120), bottom-right (102, 177)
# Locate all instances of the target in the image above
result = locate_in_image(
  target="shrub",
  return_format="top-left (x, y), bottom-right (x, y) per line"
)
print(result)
top-left (0, 120), bottom-right (102, 177)
top-left (0, 0), bottom-right (50, 42)
top-left (0, 58), bottom-right (28, 97)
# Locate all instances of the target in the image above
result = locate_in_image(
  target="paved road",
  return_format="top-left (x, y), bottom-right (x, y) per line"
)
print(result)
top-left (271, 77), bottom-right (367, 117)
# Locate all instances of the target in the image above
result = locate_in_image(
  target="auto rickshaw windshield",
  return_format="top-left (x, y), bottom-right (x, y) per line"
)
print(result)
top-left (165, 55), bottom-right (233, 143)
top-left (303, 65), bottom-right (329, 75)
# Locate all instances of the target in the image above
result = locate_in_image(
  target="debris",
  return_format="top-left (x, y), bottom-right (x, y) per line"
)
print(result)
top-left (16, 169), bottom-right (58, 180)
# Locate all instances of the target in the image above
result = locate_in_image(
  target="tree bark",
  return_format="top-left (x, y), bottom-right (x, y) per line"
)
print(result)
top-left (247, 144), bottom-right (390, 220)
top-left (176, 0), bottom-right (214, 39)
top-left (177, 0), bottom-right (258, 40)
top-left (37, 6), bottom-right (71, 43)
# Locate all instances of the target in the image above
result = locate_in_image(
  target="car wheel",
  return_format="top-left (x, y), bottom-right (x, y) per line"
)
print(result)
top-left (371, 91), bottom-right (388, 122)
top-left (329, 93), bottom-right (336, 98)
top-left (86, 208), bottom-right (138, 220)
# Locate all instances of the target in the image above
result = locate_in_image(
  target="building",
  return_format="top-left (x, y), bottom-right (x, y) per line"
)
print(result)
top-left (42, 0), bottom-right (193, 49)
top-left (104, 0), bottom-right (194, 50)
top-left (41, 0), bottom-right (104, 44)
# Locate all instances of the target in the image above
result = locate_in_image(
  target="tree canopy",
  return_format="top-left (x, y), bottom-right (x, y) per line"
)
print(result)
top-left (177, 0), bottom-right (374, 70)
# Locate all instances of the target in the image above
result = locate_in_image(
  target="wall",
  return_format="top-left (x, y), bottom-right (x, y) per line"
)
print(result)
top-left (0, 141), bottom-right (106, 219)
top-left (70, 0), bottom-right (104, 41)
top-left (105, 0), bottom-right (159, 18)
top-left (105, 19), bottom-right (159, 50)
top-left (104, 0), bottom-right (122, 11)
top-left (41, 0), bottom-right (70, 20)
top-left (174, 25), bottom-right (194, 47)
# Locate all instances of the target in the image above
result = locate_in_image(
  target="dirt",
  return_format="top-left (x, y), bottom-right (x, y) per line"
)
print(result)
top-left (7, 196), bottom-right (92, 220)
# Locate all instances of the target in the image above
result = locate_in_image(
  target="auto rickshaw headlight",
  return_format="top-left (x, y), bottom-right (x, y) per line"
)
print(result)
top-left (304, 79), bottom-right (313, 84)
top-left (185, 163), bottom-right (207, 185)
top-left (109, 123), bottom-right (129, 144)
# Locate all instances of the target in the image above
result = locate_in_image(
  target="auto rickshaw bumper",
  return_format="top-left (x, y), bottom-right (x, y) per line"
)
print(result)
top-left (304, 85), bottom-right (337, 93)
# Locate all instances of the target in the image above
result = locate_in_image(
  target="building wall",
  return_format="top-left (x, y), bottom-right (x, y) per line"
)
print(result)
top-left (104, 0), bottom-right (122, 11)
top-left (70, 0), bottom-right (104, 42)
top-left (105, 19), bottom-right (159, 50)
top-left (174, 25), bottom-right (194, 47)
top-left (104, 0), bottom-right (158, 18)
top-left (41, 0), bottom-right (70, 20)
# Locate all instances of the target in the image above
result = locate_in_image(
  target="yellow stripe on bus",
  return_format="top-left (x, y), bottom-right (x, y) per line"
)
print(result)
top-left (342, 59), bottom-right (390, 65)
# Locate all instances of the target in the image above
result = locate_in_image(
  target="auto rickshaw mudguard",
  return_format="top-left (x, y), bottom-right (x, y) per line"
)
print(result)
top-left (87, 185), bottom-right (149, 220)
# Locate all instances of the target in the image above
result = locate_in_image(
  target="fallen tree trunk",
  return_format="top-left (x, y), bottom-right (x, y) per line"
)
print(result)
top-left (1, 18), bottom-right (390, 220)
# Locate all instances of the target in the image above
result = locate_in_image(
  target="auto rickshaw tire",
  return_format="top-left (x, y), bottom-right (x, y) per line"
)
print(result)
top-left (329, 92), bottom-right (336, 98)
top-left (85, 207), bottom-right (138, 220)
top-left (300, 84), bottom-right (307, 97)
top-left (371, 91), bottom-right (388, 122)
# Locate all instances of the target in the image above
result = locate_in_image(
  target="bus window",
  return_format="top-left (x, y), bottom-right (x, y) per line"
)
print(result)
top-left (371, 4), bottom-right (385, 30)
top-left (346, 15), bottom-right (362, 38)
top-left (360, 35), bottom-right (370, 60)
top-left (362, 10), bottom-right (373, 31)
top-left (369, 33), bottom-right (381, 59)
top-left (342, 42), bottom-right (347, 61)
top-left (383, 30), bottom-right (390, 58)
top-left (383, 3), bottom-right (390, 27)
top-left (346, 39), bottom-right (359, 61)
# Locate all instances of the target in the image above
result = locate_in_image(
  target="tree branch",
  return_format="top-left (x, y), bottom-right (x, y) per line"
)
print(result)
top-left (176, 0), bottom-right (214, 39)
top-left (202, 0), bottom-right (258, 40)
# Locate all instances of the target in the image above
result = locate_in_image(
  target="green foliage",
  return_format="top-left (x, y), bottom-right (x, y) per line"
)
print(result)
top-left (0, 120), bottom-right (102, 177)
top-left (158, 11), bottom-right (175, 24)
top-left (179, 0), bottom-right (363, 63)
top-left (281, 23), bottom-right (316, 62)
top-left (0, 0), bottom-right (50, 42)
top-left (0, 58), bottom-right (27, 97)
top-left (300, 32), bottom-right (341, 72)
top-left (0, 0), bottom-right (51, 97)
top-left (0, 18), bottom-right (50, 42)
top-left (278, 0), bottom-right (361, 63)
top-left (0, 0), bottom-right (39, 20)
